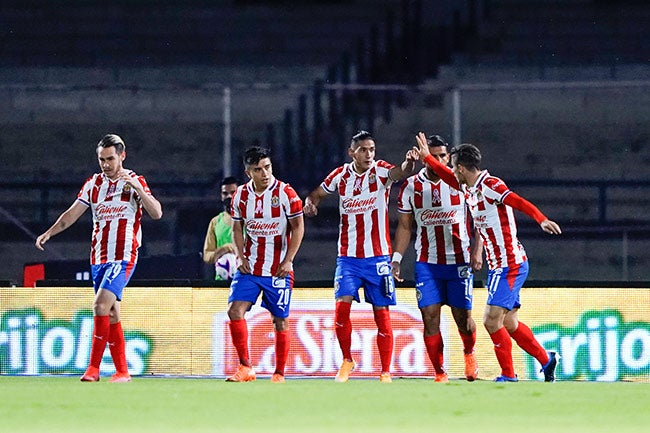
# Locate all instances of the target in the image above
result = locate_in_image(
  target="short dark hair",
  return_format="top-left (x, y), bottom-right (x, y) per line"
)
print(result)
top-left (351, 130), bottom-right (373, 147)
top-left (243, 146), bottom-right (271, 168)
top-left (97, 134), bottom-right (125, 154)
top-left (450, 143), bottom-right (482, 170)
top-left (221, 176), bottom-right (239, 186)
top-left (427, 135), bottom-right (448, 148)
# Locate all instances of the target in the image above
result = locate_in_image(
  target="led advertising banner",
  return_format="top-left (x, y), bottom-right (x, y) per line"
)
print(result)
top-left (1, 287), bottom-right (649, 381)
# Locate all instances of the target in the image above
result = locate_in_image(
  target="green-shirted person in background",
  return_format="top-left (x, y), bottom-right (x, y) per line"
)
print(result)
top-left (203, 176), bottom-right (239, 280)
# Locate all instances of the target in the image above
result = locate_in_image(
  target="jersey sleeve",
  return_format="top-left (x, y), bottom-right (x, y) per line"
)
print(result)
top-left (135, 174), bottom-right (152, 195)
top-left (396, 178), bottom-right (413, 213)
top-left (481, 176), bottom-right (511, 203)
top-left (321, 165), bottom-right (345, 194)
top-left (231, 186), bottom-right (244, 221)
top-left (76, 175), bottom-right (95, 207)
top-left (375, 160), bottom-right (395, 186)
top-left (283, 184), bottom-right (304, 218)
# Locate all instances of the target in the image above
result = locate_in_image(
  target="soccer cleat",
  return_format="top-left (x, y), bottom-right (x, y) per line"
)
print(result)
top-left (464, 353), bottom-right (479, 382)
top-left (80, 366), bottom-right (100, 382)
top-left (379, 372), bottom-right (392, 383)
top-left (494, 375), bottom-right (518, 382)
top-left (109, 372), bottom-right (132, 383)
top-left (334, 359), bottom-right (356, 383)
top-left (434, 373), bottom-right (449, 383)
top-left (270, 373), bottom-right (285, 383)
top-left (541, 351), bottom-right (559, 382)
top-left (226, 365), bottom-right (256, 382)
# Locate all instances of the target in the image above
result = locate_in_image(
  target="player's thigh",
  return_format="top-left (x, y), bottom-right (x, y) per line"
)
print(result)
top-left (261, 275), bottom-right (293, 319)
top-left (414, 262), bottom-right (444, 308)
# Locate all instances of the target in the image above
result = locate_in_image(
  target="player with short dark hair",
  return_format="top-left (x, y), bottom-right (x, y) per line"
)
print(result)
top-left (413, 132), bottom-right (561, 382)
top-left (226, 146), bottom-right (304, 383)
top-left (392, 134), bottom-right (482, 382)
top-left (304, 131), bottom-right (419, 383)
top-left (35, 133), bottom-right (163, 383)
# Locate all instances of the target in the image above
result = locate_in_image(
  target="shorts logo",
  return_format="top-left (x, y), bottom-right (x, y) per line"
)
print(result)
top-left (272, 277), bottom-right (287, 288)
top-left (458, 266), bottom-right (471, 279)
top-left (376, 262), bottom-right (391, 276)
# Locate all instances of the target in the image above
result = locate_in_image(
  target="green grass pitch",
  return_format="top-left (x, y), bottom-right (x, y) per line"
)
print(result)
top-left (1, 376), bottom-right (648, 433)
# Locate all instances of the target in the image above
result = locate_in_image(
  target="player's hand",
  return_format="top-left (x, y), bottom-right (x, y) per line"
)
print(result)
top-left (303, 198), bottom-right (318, 217)
top-left (35, 233), bottom-right (49, 251)
top-left (540, 219), bottom-right (562, 235)
top-left (414, 132), bottom-right (431, 161)
top-left (275, 259), bottom-right (294, 278)
top-left (119, 171), bottom-right (142, 192)
top-left (237, 256), bottom-right (252, 274)
top-left (470, 253), bottom-right (483, 272)
top-left (391, 261), bottom-right (404, 283)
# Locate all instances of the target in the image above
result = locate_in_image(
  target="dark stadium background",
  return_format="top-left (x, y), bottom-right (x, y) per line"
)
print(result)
top-left (1, 0), bottom-right (648, 287)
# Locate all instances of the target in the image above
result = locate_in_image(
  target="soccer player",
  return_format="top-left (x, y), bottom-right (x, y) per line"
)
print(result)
top-left (303, 130), bottom-right (419, 383)
top-left (392, 134), bottom-right (482, 382)
top-left (203, 176), bottom-right (239, 280)
top-left (35, 134), bottom-right (163, 383)
top-left (413, 132), bottom-right (561, 382)
top-left (226, 146), bottom-right (304, 383)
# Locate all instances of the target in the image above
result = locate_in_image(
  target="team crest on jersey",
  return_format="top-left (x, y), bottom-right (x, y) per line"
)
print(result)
top-left (271, 196), bottom-right (280, 207)
top-left (123, 184), bottom-right (132, 194)
top-left (368, 173), bottom-right (376, 184)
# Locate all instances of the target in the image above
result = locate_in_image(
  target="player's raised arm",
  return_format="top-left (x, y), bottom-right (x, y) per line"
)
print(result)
top-left (388, 148), bottom-right (419, 182)
top-left (414, 132), bottom-right (461, 190)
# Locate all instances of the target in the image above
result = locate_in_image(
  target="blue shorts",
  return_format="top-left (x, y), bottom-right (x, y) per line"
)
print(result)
top-left (414, 262), bottom-right (473, 310)
top-left (486, 261), bottom-right (529, 310)
top-left (334, 256), bottom-right (396, 307)
top-left (229, 271), bottom-right (294, 318)
top-left (91, 261), bottom-right (136, 301)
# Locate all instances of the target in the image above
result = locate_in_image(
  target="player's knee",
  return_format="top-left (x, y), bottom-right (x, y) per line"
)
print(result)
top-left (92, 300), bottom-right (111, 316)
top-left (273, 317), bottom-right (288, 332)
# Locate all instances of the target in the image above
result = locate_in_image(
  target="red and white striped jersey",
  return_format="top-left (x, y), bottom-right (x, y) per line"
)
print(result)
top-left (321, 160), bottom-right (395, 258)
top-left (397, 168), bottom-right (471, 264)
top-left (464, 170), bottom-right (526, 269)
top-left (232, 177), bottom-right (303, 276)
top-left (76, 170), bottom-right (151, 265)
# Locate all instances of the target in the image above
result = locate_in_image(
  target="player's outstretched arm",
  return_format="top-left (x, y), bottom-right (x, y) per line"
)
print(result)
top-left (35, 201), bottom-right (87, 250)
top-left (540, 219), bottom-right (562, 235)
top-left (502, 192), bottom-right (562, 235)
top-left (303, 186), bottom-right (328, 217)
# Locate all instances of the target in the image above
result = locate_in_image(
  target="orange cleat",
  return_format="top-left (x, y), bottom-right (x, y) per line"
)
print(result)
top-left (80, 366), bottom-right (100, 382)
top-left (270, 373), bottom-right (285, 383)
top-left (109, 372), bottom-right (132, 383)
top-left (226, 365), bottom-right (256, 382)
top-left (334, 359), bottom-right (355, 383)
top-left (434, 373), bottom-right (449, 383)
top-left (379, 372), bottom-right (392, 383)
top-left (464, 353), bottom-right (479, 382)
